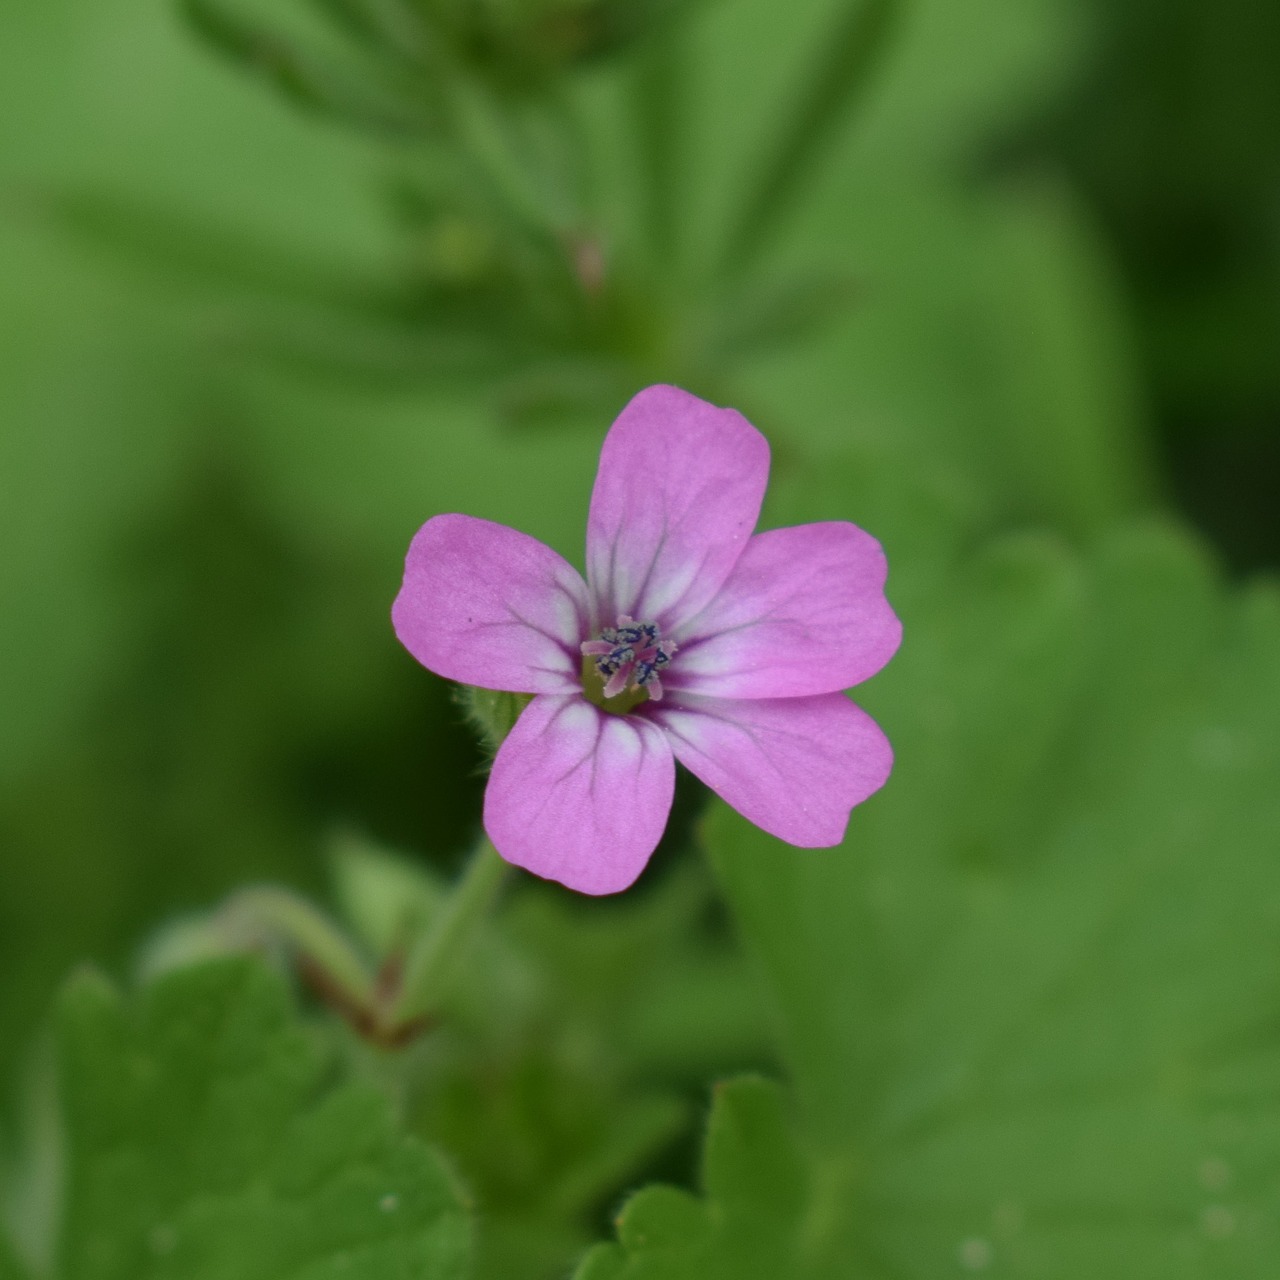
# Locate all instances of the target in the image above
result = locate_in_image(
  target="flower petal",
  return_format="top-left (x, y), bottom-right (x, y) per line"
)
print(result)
top-left (484, 695), bottom-right (676, 895)
top-left (667, 522), bottom-right (902, 698)
top-left (586, 385), bottom-right (770, 630)
top-left (393, 514), bottom-right (588, 694)
top-left (650, 692), bottom-right (892, 846)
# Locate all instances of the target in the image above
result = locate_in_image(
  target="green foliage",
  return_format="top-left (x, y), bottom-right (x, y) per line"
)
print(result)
top-left (576, 1078), bottom-right (808, 1280)
top-left (747, 176), bottom-right (1154, 540)
top-left (1042, 0), bottom-right (1280, 571)
top-left (326, 839), bottom-right (767, 1280)
top-left (0, 0), bottom-right (430, 1065)
top-left (584, 515), bottom-right (1280, 1275)
top-left (2, 0), bottom-right (1278, 1276)
top-left (36, 959), bottom-right (470, 1280)
top-left (1050, 0), bottom-right (1280, 407)
top-left (600, 533), bottom-right (1274, 1272)
top-left (180, 0), bottom-right (435, 137)
top-left (428, 0), bottom-right (697, 77)
top-left (0, 1234), bottom-right (28, 1280)
top-left (719, 0), bottom-right (900, 273)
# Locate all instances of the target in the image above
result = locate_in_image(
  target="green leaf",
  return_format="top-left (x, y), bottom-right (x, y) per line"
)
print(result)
top-left (306, 0), bottom-right (387, 48)
top-left (824, 0), bottom-right (1087, 170)
top-left (329, 833), bottom-right (446, 960)
top-left (585, 517), bottom-right (1280, 1276)
top-left (38, 187), bottom-right (395, 314)
top-left (575, 1078), bottom-right (806, 1280)
top-left (627, 12), bottom-right (690, 264)
top-left (977, 180), bottom-right (1156, 535)
top-left (729, 523), bottom-right (1280, 1274)
top-left (48, 959), bottom-right (470, 1280)
top-left (409, 857), bottom-right (766, 1280)
top-left (746, 179), bottom-right (1153, 537)
top-left (0, 1232), bottom-right (29, 1280)
top-left (180, 0), bottom-right (433, 138)
top-left (720, 0), bottom-right (899, 274)
top-left (705, 272), bottom-right (861, 365)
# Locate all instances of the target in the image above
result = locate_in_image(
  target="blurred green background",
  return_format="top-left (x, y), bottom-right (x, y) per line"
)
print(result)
top-left (1, 0), bottom-right (1278, 1276)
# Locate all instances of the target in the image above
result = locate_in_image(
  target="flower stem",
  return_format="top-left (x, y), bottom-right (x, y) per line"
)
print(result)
top-left (219, 886), bottom-right (376, 1011)
top-left (388, 836), bottom-right (509, 1026)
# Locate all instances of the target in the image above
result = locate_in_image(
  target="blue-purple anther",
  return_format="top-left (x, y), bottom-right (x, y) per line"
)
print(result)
top-left (581, 615), bottom-right (678, 702)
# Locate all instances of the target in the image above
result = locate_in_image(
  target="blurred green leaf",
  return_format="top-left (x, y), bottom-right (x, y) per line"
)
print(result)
top-left (402, 855), bottom-right (768, 1280)
top-left (839, 0), bottom-right (1087, 167)
top-left (33, 187), bottom-right (395, 314)
top-left (721, 0), bottom-right (898, 275)
top-left (745, 180), bottom-right (1154, 537)
top-left (330, 834), bottom-right (446, 959)
top-left (704, 271), bottom-right (861, 366)
top-left (498, 862), bottom-right (768, 1078)
top-left (0, 1238), bottom-right (27, 1280)
top-left (725, 523), bottom-right (1280, 1273)
top-left (582, 512), bottom-right (1280, 1275)
top-left (1045, 0), bottom-right (1280, 496)
top-left (575, 1078), bottom-right (807, 1280)
top-left (979, 179), bottom-right (1155, 533)
top-left (304, 0), bottom-right (424, 55)
top-left (591, 0), bottom-right (700, 60)
top-left (627, 14), bottom-right (689, 265)
top-left (47, 958), bottom-right (471, 1279)
top-left (181, 0), bottom-right (435, 137)
top-left (1, 1038), bottom-right (61, 1277)
top-left (0, 220), bottom-right (192, 785)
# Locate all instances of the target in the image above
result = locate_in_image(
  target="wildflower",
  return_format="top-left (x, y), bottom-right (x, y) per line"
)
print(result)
top-left (393, 386), bottom-right (901, 894)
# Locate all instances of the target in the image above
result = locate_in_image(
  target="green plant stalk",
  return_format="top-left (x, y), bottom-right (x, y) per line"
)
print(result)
top-left (220, 886), bottom-right (376, 1010)
top-left (389, 836), bottom-right (509, 1025)
top-left (721, 0), bottom-right (898, 277)
top-left (444, 75), bottom-right (580, 242)
top-left (631, 20), bottom-right (688, 265)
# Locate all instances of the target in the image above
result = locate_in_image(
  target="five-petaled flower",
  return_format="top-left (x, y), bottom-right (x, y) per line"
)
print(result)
top-left (393, 386), bottom-right (901, 894)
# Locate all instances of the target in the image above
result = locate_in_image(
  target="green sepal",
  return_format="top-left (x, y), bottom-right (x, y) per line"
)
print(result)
top-left (457, 685), bottom-right (534, 756)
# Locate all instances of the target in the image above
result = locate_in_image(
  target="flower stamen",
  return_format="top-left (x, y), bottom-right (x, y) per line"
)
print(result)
top-left (581, 615), bottom-right (676, 707)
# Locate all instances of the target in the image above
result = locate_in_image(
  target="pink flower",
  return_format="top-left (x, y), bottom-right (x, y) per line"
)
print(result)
top-left (393, 386), bottom-right (901, 895)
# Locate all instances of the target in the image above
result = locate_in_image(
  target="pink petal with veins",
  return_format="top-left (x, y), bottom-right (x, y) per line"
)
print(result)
top-left (651, 691), bottom-right (892, 846)
top-left (393, 513), bottom-right (587, 694)
top-left (484, 694), bottom-right (676, 894)
top-left (668, 522), bottom-right (902, 699)
top-left (586, 385), bottom-right (770, 630)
